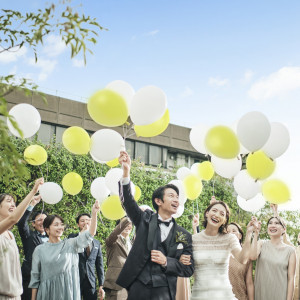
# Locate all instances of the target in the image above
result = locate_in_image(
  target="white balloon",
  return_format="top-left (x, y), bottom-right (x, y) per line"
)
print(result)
top-left (39, 182), bottom-right (63, 204)
top-left (237, 111), bottom-right (271, 152)
top-left (7, 103), bottom-right (41, 138)
top-left (169, 179), bottom-right (187, 205)
top-left (261, 122), bottom-right (290, 159)
top-left (106, 80), bottom-right (135, 107)
top-left (237, 194), bottom-right (266, 212)
top-left (90, 177), bottom-right (110, 201)
top-left (105, 168), bottom-right (123, 195)
top-left (176, 167), bottom-right (192, 181)
top-left (191, 163), bottom-right (200, 176)
top-left (172, 204), bottom-right (185, 219)
top-left (234, 170), bottom-right (261, 200)
top-left (211, 155), bottom-right (242, 179)
top-left (90, 129), bottom-right (125, 162)
top-left (130, 85), bottom-right (167, 125)
top-left (231, 121), bottom-right (250, 155)
top-left (189, 124), bottom-right (209, 154)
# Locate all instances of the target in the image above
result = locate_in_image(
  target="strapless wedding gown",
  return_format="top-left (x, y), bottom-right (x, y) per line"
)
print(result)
top-left (191, 231), bottom-right (240, 300)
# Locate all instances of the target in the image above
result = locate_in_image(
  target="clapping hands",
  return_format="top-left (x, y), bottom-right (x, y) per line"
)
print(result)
top-left (247, 216), bottom-right (261, 234)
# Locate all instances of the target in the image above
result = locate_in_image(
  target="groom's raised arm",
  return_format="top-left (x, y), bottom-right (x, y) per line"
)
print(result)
top-left (118, 151), bottom-right (142, 227)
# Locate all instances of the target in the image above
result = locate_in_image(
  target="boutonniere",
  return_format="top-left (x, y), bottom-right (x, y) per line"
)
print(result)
top-left (175, 231), bottom-right (187, 245)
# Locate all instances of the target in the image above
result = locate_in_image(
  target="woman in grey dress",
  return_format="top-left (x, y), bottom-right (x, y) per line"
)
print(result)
top-left (250, 216), bottom-right (296, 300)
top-left (29, 200), bottom-right (100, 300)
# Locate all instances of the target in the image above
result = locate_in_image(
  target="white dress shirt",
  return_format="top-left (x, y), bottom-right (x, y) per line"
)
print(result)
top-left (121, 177), bottom-right (173, 242)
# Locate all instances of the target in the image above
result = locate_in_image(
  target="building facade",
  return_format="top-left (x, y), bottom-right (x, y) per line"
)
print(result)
top-left (5, 90), bottom-right (206, 169)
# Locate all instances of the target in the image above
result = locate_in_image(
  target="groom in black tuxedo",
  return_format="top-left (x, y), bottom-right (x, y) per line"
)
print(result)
top-left (116, 151), bottom-right (194, 300)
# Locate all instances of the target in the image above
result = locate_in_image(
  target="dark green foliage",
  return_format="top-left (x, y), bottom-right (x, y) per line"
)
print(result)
top-left (2, 137), bottom-right (300, 272)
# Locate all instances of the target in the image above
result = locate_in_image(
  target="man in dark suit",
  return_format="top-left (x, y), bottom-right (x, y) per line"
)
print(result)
top-left (17, 195), bottom-right (48, 300)
top-left (117, 151), bottom-right (194, 300)
top-left (68, 213), bottom-right (105, 300)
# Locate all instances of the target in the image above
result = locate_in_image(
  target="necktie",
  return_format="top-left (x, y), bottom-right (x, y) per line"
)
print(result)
top-left (158, 219), bottom-right (172, 227)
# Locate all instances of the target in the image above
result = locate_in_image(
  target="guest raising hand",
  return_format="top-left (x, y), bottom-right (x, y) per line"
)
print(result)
top-left (0, 178), bottom-right (44, 299)
top-left (29, 200), bottom-right (101, 300)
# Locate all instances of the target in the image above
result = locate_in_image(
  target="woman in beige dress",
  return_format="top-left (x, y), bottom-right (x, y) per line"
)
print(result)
top-left (250, 216), bottom-right (296, 300)
top-left (0, 178), bottom-right (43, 300)
top-left (227, 222), bottom-right (254, 300)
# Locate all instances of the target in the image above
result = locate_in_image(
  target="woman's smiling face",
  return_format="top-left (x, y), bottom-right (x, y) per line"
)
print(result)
top-left (205, 204), bottom-right (227, 229)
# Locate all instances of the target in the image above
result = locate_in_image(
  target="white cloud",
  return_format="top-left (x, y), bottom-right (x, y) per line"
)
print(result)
top-left (72, 58), bottom-right (85, 68)
top-left (180, 86), bottom-right (194, 98)
top-left (208, 76), bottom-right (229, 87)
top-left (146, 29), bottom-right (159, 36)
top-left (248, 66), bottom-right (300, 100)
top-left (27, 57), bottom-right (57, 81)
top-left (42, 35), bottom-right (67, 57)
top-left (0, 46), bottom-right (27, 64)
top-left (242, 70), bottom-right (254, 83)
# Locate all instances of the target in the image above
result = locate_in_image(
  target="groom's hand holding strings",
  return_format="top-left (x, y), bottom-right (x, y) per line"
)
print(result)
top-left (119, 151), bottom-right (131, 178)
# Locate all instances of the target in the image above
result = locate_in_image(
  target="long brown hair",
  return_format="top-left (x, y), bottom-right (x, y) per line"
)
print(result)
top-left (202, 201), bottom-right (230, 234)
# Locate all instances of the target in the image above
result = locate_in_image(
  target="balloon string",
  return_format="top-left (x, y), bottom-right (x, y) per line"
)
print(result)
top-left (123, 122), bottom-right (134, 140)
top-left (212, 179), bottom-right (215, 196)
top-left (40, 200), bottom-right (45, 216)
top-left (45, 162), bottom-right (49, 182)
top-left (126, 132), bottom-right (136, 139)
top-left (91, 159), bottom-right (98, 178)
top-left (122, 124), bottom-right (126, 139)
top-left (38, 166), bottom-right (44, 179)
top-left (98, 211), bottom-right (105, 226)
top-left (193, 202), bottom-right (194, 215)
top-left (196, 199), bottom-right (199, 215)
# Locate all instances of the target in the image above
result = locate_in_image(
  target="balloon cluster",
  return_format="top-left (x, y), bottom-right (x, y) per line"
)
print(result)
top-left (189, 111), bottom-right (291, 212)
top-left (171, 161), bottom-right (215, 218)
top-left (7, 103), bottom-right (64, 205)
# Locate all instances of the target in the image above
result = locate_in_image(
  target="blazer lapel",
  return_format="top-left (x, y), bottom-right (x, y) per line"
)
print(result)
top-left (147, 213), bottom-right (158, 251)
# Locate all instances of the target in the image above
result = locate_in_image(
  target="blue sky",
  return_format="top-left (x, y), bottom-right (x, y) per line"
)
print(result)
top-left (1, 0), bottom-right (300, 209)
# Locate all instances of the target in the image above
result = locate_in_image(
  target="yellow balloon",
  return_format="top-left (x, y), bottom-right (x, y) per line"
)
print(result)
top-left (134, 109), bottom-right (170, 138)
top-left (24, 145), bottom-right (47, 166)
top-left (205, 126), bottom-right (240, 159)
top-left (198, 161), bottom-right (214, 181)
top-left (134, 186), bottom-right (142, 201)
top-left (183, 174), bottom-right (203, 200)
top-left (106, 157), bottom-right (119, 168)
top-left (62, 126), bottom-right (90, 155)
top-left (246, 150), bottom-right (276, 180)
top-left (262, 179), bottom-right (290, 204)
top-left (88, 89), bottom-right (128, 127)
top-left (62, 172), bottom-right (83, 195)
top-left (101, 195), bottom-right (126, 220)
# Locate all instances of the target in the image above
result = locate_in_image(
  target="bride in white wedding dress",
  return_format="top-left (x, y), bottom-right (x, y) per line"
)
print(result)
top-left (182, 200), bottom-right (254, 300)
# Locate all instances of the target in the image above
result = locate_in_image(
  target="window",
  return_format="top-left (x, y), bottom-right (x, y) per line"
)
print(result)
top-left (125, 139), bottom-right (135, 157)
top-left (135, 142), bottom-right (149, 164)
top-left (55, 126), bottom-right (67, 143)
top-left (149, 145), bottom-right (162, 166)
top-left (37, 123), bottom-right (55, 144)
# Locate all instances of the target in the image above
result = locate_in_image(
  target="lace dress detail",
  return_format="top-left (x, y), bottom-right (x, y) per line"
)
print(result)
top-left (191, 231), bottom-right (241, 300)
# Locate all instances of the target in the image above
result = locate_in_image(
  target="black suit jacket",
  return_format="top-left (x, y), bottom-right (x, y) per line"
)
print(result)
top-left (116, 181), bottom-right (194, 300)
top-left (17, 209), bottom-right (44, 281)
top-left (68, 233), bottom-right (104, 289)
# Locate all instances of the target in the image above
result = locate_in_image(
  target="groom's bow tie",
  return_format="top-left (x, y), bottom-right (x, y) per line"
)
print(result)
top-left (158, 219), bottom-right (173, 227)
top-left (37, 232), bottom-right (46, 238)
